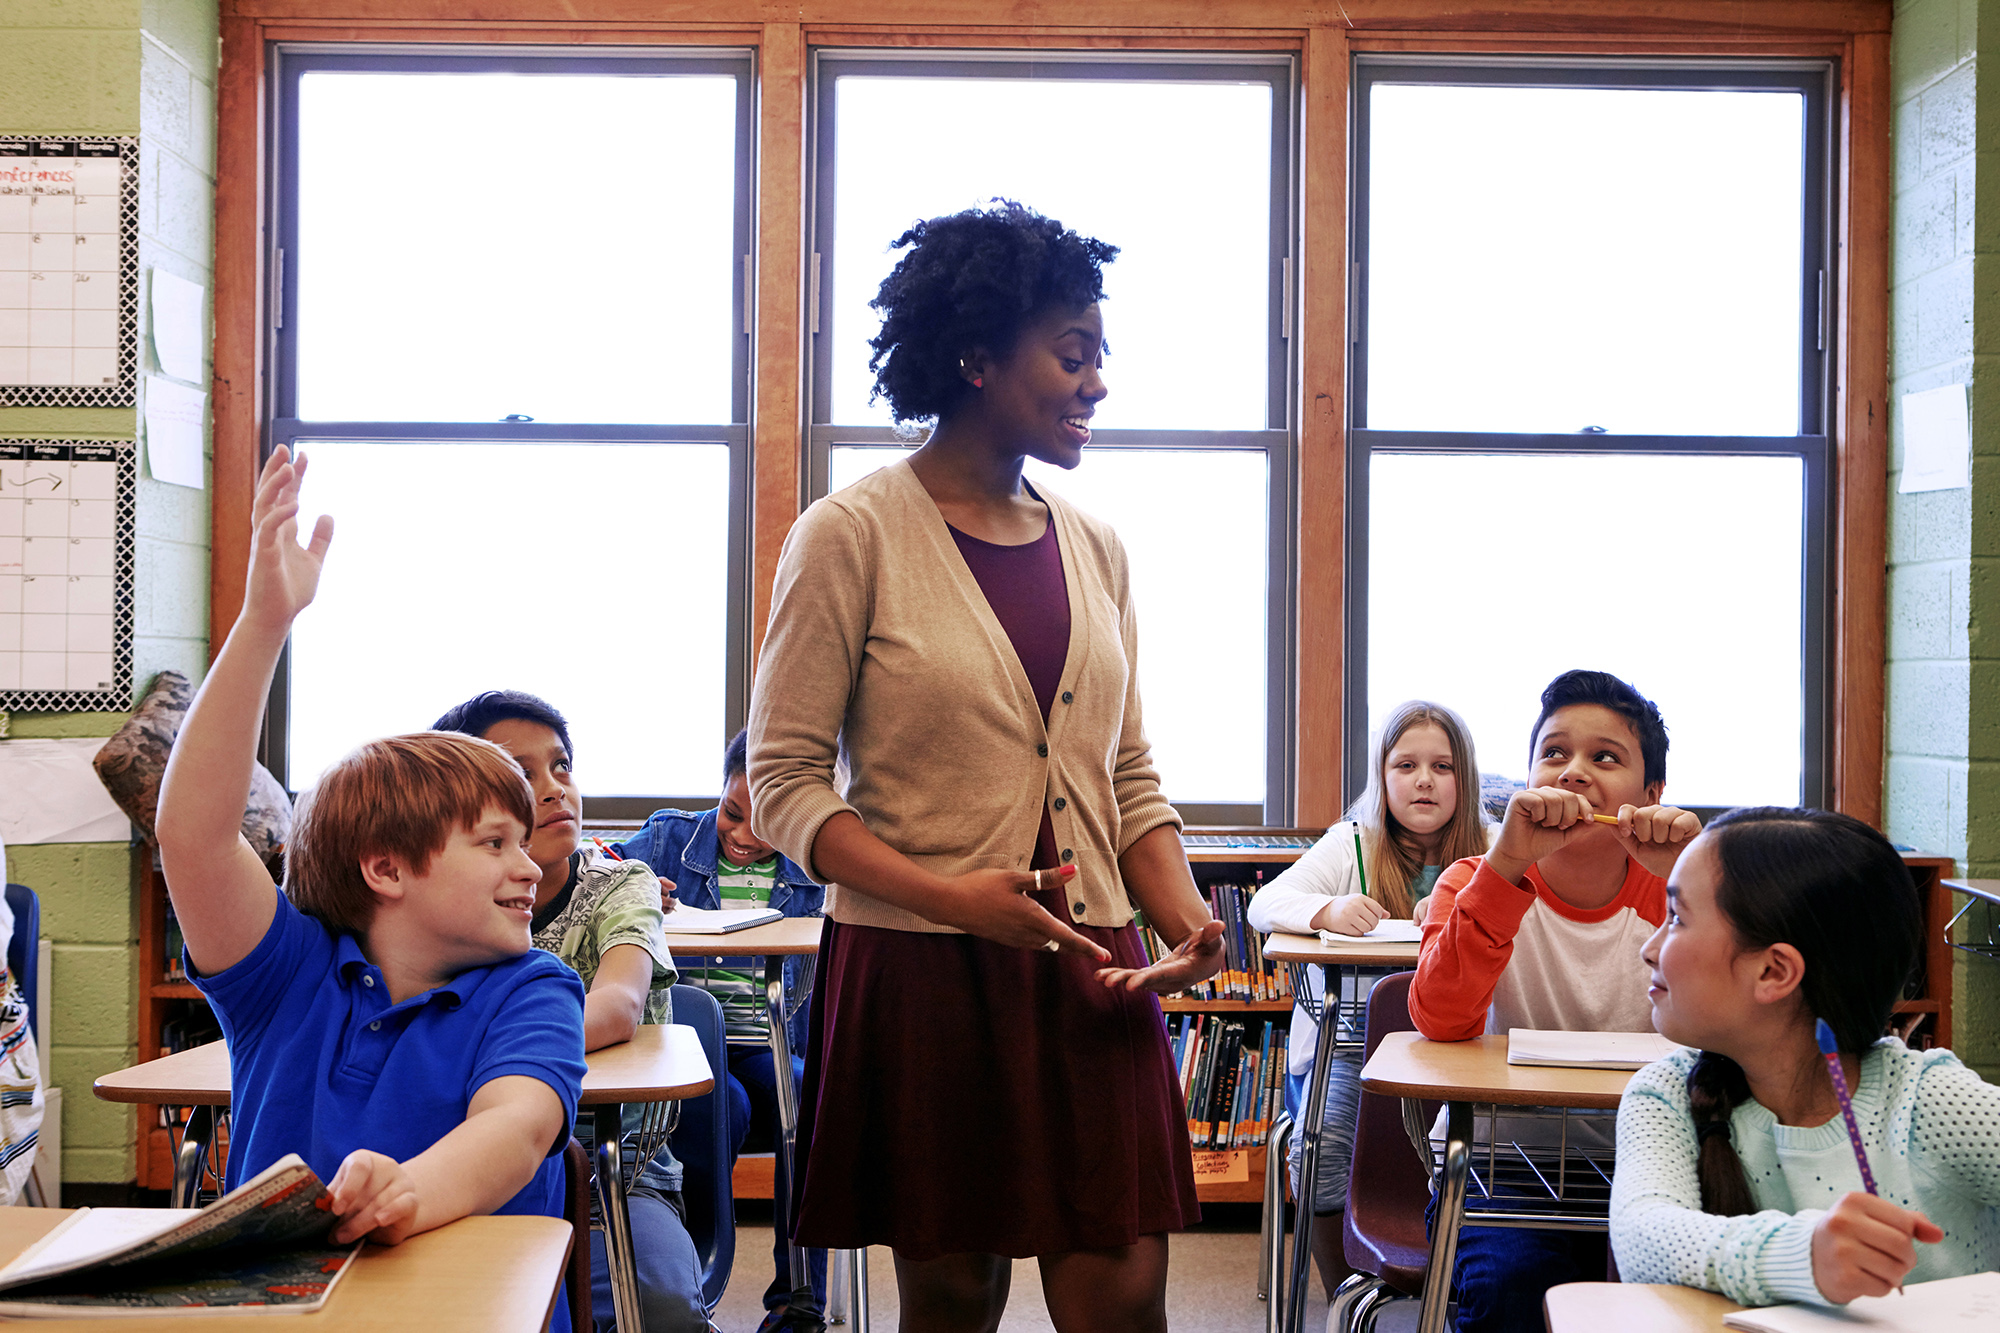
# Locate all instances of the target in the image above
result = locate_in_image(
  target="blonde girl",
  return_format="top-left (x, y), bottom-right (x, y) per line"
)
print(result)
top-left (1246, 700), bottom-right (1489, 1297)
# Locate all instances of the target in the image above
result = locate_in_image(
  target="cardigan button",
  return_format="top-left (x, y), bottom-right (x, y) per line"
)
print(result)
top-left (1061, 848), bottom-right (1074, 863)
top-left (1061, 690), bottom-right (1074, 704)
top-left (1053, 797), bottom-right (1067, 811)
top-left (1037, 743), bottom-right (1048, 758)
top-left (1072, 901), bottom-right (1085, 916)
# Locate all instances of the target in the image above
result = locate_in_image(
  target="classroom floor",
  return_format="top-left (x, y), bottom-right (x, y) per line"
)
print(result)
top-left (711, 1205), bottom-right (1335, 1333)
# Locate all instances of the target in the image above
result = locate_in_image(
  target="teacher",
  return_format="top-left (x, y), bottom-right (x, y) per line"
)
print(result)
top-left (747, 201), bottom-right (1226, 1332)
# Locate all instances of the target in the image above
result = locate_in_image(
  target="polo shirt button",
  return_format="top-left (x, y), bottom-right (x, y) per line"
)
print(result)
top-left (362, 975), bottom-right (375, 988)
top-left (1053, 797), bottom-right (1066, 811)
top-left (1061, 690), bottom-right (1073, 704)
top-left (1061, 848), bottom-right (1074, 863)
top-left (1037, 743), bottom-right (1048, 758)
top-left (369, 1021), bottom-right (381, 1031)
top-left (1071, 901), bottom-right (1085, 916)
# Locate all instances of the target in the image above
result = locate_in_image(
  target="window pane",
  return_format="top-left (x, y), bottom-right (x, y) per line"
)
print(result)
top-left (287, 440), bottom-right (728, 795)
top-left (1367, 452), bottom-right (1802, 808)
top-left (830, 75), bottom-right (1271, 431)
top-left (1366, 85), bottom-right (1803, 435)
top-left (295, 72), bottom-right (738, 424)
top-left (832, 445), bottom-right (1266, 803)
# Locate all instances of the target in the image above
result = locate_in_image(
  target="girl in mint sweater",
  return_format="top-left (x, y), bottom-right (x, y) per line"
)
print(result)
top-left (1610, 807), bottom-right (1999, 1306)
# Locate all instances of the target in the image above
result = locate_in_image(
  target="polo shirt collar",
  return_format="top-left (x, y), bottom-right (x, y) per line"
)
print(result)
top-left (333, 932), bottom-right (483, 1011)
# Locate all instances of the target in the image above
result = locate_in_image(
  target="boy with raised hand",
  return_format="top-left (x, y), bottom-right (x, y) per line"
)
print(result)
top-left (1408, 668), bottom-right (1701, 1333)
top-left (157, 448), bottom-right (586, 1277)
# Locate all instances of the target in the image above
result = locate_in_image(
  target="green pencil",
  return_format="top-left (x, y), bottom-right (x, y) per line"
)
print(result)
top-left (1353, 826), bottom-right (1369, 899)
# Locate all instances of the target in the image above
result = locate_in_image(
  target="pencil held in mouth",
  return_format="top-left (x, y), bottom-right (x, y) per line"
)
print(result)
top-left (1590, 812), bottom-right (1622, 826)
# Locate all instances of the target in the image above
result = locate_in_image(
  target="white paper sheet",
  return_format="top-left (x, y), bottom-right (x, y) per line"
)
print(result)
top-left (1721, 1271), bottom-right (2000, 1331)
top-left (1317, 918), bottom-right (1422, 944)
top-left (1506, 1028), bottom-right (1682, 1069)
top-left (0, 737), bottom-right (131, 844)
top-left (142, 375), bottom-right (206, 489)
top-left (661, 905), bottom-right (783, 935)
top-left (148, 268), bottom-right (206, 384)
top-left (1899, 383), bottom-right (1972, 494)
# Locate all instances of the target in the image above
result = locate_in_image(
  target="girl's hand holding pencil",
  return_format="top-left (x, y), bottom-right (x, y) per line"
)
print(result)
top-left (1314, 894), bottom-right (1389, 936)
top-left (1810, 1192), bottom-right (1944, 1303)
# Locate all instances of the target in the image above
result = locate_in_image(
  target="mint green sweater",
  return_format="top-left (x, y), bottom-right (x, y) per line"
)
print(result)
top-left (1610, 1040), bottom-right (2000, 1306)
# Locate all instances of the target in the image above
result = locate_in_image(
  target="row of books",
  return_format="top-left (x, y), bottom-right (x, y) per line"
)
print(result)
top-left (162, 906), bottom-right (185, 982)
top-left (1170, 1014), bottom-right (1288, 1151)
top-left (1139, 881), bottom-right (1294, 1003)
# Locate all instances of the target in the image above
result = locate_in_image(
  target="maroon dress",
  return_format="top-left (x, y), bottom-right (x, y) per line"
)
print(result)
top-left (789, 513), bottom-right (1202, 1260)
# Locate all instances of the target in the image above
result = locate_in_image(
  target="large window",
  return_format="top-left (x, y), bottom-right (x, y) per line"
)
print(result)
top-left (265, 48), bottom-right (754, 805)
top-left (1348, 60), bottom-right (1833, 811)
top-left (807, 52), bottom-right (1298, 823)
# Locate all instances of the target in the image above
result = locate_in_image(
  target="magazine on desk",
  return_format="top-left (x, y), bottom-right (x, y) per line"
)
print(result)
top-left (0, 1153), bottom-right (361, 1316)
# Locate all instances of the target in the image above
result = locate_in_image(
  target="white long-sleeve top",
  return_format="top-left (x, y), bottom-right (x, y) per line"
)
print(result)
top-left (1610, 1041), bottom-right (2000, 1307)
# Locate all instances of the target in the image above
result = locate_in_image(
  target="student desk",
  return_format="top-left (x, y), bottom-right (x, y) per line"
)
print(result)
top-left (1360, 1033), bottom-right (1635, 1333)
top-left (0, 1209), bottom-right (574, 1331)
top-left (1261, 932), bottom-right (1421, 1333)
top-left (656, 917), bottom-right (853, 1326)
top-left (1543, 1281), bottom-right (1745, 1331)
top-left (92, 1025), bottom-right (713, 1333)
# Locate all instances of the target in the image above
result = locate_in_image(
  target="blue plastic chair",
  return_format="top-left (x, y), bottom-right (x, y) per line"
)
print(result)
top-left (669, 984), bottom-right (737, 1314)
top-left (5, 885), bottom-right (37, 1043)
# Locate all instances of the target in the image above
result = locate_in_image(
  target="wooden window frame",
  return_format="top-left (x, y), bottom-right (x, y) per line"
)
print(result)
top-left (210, 1), bottom-right (1891, 826)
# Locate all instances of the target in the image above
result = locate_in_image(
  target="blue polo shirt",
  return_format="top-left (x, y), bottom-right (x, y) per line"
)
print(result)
top-left (192, 888), bottom-right (587, 1218)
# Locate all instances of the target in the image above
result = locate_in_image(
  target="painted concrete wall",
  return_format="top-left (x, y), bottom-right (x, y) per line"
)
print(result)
top-left (1885, 0), bottom-right (2000, 1080)
top-left (0, 0), bottom-right (215, 1182)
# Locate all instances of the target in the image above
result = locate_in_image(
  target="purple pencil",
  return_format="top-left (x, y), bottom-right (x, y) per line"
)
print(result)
top-left (1815, 1017), bottom-right (1878, 1195)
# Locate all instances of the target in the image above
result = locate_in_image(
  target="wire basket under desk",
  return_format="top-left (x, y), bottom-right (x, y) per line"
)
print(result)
top-left (1398, 1099), bottom-right (1618, 1232)
top-left (1284, 961), bottom-right (1402, 1045)
top-left (1945, 880), bottom-right (2000, 963)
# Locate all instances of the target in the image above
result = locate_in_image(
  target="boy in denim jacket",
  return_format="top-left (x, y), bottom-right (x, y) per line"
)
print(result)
top-left (617, 729), bottom-right (825, 1331)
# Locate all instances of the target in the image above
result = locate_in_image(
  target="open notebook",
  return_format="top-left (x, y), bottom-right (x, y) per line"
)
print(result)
top-left (1505, 1029), bottom-right (1683, 1070)
top-left (1315, 918), bottom-right (1422, 945)
top-left (660, 904), bottom-right (782, 934)
top-left (1721, 1271), bottom-right (2000, 1330)
top-left (0, 1153), bottom-right (360, 1316)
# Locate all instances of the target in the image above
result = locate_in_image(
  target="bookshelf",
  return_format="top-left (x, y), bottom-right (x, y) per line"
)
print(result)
top-left (1165, 827), bottom-right (1325, 1204)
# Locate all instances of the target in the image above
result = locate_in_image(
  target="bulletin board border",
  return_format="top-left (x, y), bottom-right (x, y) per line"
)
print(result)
top-left (0, 437), bottom-right (138, 713)
top-left (0, 136), bottom-right (142, 410)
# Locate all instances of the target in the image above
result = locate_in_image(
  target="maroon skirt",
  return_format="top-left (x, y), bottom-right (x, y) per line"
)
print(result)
top-left (789, 888), bottom-right (1202, 1260)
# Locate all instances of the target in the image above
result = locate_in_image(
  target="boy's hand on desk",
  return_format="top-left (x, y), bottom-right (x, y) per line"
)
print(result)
top-left (1811, 1191), bottom-right (1943, 1303)
top-left (1096, 919), bottom-right (1226, 994)
top-left (326, 1149), bottom-right (421, 1246)
top-left (1313, 893), bottom-right (1389, 935)
top-left (1486, 786), bottom-right (1596, 883)
top-left (1609, 805), bottom-right (1701, 878)
top-left (242, 445), bottom-right (334, 636)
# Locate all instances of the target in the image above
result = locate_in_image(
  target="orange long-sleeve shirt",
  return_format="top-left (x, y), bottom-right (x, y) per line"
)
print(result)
top-left (1409, 854), bottom-right (1668, 1043)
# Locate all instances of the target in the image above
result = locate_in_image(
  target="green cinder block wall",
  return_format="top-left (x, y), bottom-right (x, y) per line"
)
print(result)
top-left (1, 0), bottom-right (216, 1182)
top-left (1885, 0), bottom-right (2000, 1080)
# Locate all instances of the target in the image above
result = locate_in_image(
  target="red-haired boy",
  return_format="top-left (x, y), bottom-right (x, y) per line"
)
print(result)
top-left (157, 449), bottom-right (585, 1290)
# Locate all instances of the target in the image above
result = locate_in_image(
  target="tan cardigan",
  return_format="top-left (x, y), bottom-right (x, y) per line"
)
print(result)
top-left (747, 458), bottom-right (1182, 933)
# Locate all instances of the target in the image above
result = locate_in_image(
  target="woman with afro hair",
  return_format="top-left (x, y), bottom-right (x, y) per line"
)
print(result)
top-left (746, 201), bottom-right (1227, 1331)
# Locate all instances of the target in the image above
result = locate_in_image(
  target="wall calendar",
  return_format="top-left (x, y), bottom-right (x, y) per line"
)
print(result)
top-left (0, 439), bottom-right (136, 712)
top-left (0, 137), bottom-right (140, 408)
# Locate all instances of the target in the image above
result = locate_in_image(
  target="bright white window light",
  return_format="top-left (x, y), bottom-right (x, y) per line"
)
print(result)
top-left (287, 440), bottom-right (730, 797)
top-left (295, 72), bottom-right (738, 425)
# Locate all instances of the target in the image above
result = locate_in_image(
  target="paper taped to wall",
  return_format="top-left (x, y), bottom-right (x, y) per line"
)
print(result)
top-left (0, 737), bottom-right (130, 844)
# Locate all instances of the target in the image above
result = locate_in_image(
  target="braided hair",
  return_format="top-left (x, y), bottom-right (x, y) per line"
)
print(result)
top-left (1683, 808), bottom-right (1921, 1214)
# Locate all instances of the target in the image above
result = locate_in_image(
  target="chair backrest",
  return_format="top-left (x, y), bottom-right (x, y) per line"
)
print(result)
top-left (1343, 970), bottom-right (1440, 1295)
top-left (562, 1137), bottom-right (592, 1333)
top-left (5, 885), bottom-right (38, 1041)
top-left (669, 984), bottom-right (737, 1314)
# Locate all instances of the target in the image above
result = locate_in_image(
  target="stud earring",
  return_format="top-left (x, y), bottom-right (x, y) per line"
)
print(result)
top-left (960, 358), bottom-right (982, 390)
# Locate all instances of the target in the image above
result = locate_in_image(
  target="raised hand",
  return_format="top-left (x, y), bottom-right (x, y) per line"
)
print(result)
top-left (1610, 804), bottom-right (1702, 878)
top-left (1810, 1191), bottom-right (1943, 1303)
top-left (242, 445), bottom-right (334, 636)
top-left (1095, 918), bottom-right (1226, 994)
top-left (940, 864), bottom-right (1110, 960)
top-left (1314, 892), bottom-right (1389, 936)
